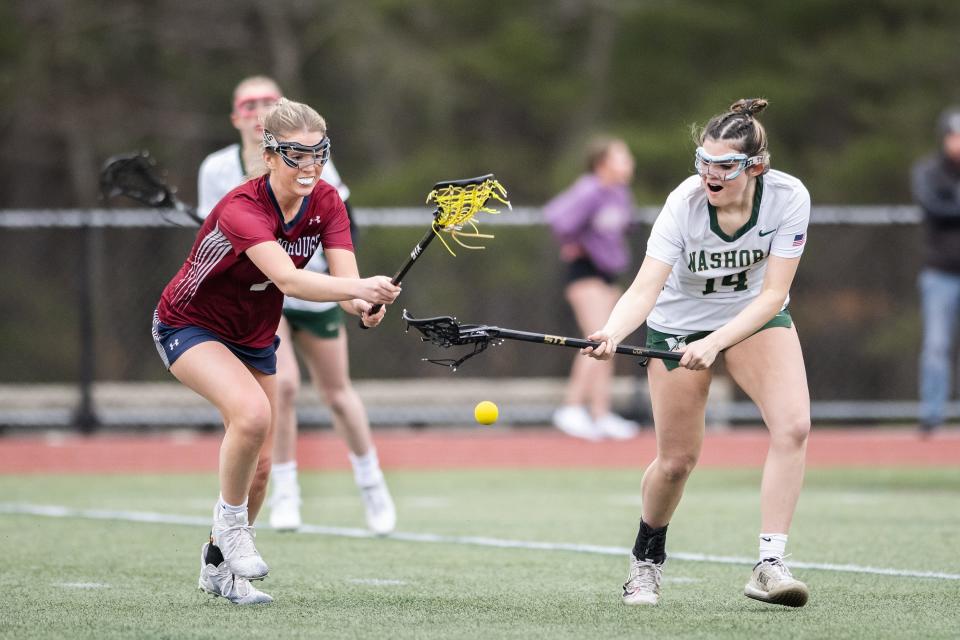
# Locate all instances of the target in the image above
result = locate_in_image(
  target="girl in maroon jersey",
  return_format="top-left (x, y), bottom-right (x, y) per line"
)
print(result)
top-left (152, 98), bottom-right (400, 604)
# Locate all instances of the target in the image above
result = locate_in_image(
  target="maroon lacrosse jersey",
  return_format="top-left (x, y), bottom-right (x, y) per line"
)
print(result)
top-left (156, 175), bottom-right (353, 348)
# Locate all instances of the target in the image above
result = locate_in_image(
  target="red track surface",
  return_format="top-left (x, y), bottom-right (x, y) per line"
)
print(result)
top-left (0, 427), bottom-right (957, 474)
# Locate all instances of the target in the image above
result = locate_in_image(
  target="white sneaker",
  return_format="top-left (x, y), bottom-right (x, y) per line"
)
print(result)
top-left (360, 478), bottom-right (396, 535)
top-left (552, 405), bottom-right (603, 441)
top-left (211, 507), bottom-right (269, 580)
top-left (622, 555), bottom-right (663, 605)
top-left (269, 484), bottom-right (302, 532)
top-left (198, 543), bottom-right (273, 605)
top-left (594, 413), bottom-right (640, 440)
top-left (744, 557), bottom-right (809, 607)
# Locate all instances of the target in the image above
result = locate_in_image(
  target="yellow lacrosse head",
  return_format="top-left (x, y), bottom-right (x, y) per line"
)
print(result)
top-left (426, 174), bottom-right (511, 256)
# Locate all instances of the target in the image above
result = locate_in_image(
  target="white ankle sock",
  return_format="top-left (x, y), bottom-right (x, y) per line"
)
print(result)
top-left (349, 449), bottom-right (383, 487)
top-left (271, 460), bottom-right (298, 488)
top-left (759, 533), bottom-right (788, 561)
top-left (217, 495), bottom-right (248, 518)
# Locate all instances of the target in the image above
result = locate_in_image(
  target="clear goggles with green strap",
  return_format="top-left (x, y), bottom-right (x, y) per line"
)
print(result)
top-left (694, 146), bottom-right (765, 181)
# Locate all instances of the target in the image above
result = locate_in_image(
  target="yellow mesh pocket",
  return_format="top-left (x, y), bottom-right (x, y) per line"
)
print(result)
top-left (428, 177), bottom-right (511, 255)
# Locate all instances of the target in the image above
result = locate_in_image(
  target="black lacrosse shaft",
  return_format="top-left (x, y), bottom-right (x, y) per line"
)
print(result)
top-left (359, 226), bottom-right (438, 328)
top-left (489, 327), bottom-right (682, 362)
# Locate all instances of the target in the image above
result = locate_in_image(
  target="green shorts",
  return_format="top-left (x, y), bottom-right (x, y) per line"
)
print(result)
top-left (646, 309), bottom-right (794, 371)
top-left (282, 306), bottom-right (343, 339)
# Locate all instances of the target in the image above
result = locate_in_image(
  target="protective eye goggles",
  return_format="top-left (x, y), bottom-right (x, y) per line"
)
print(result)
top-left (233, 93), bottom-right (281, 114)
top-left (263, 130), bottom-right (331, 169)
top-left (694, 147), bottom-right (765, 181)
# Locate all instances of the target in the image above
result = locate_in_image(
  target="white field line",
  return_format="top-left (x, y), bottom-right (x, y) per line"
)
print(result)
top-left (348, 578), bottom-right (407, 586)
top-left (3, 502), bottom-right (959, 581)
top-left (55, 582), bottom-right (110, 589)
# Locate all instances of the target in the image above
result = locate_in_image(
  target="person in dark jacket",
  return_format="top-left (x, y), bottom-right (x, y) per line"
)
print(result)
top-left (911, 106), bottom-right (960, 435)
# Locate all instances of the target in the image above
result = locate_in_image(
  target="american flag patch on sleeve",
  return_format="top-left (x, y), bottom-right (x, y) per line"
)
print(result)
top-left (792, 233), bottom-right (806, 246)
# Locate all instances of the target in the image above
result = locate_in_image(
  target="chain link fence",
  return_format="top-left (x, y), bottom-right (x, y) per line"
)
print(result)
top-left (0, 206), bottom-right (946, 429)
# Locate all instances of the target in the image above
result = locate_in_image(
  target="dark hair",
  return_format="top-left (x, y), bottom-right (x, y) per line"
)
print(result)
top-left (585, 136), bottom-right (621, 172)
top-left (695, 98), bottom-right (770, 165)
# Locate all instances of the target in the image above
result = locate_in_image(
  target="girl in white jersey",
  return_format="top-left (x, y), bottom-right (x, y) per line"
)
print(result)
top-left (198, 76), bottom-right (397, 539)
top-left (585, 99), bottom-right (811, 608)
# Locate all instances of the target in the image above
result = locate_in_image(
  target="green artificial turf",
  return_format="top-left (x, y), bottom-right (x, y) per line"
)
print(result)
top-left (1, 467), bottom-right (958, 639)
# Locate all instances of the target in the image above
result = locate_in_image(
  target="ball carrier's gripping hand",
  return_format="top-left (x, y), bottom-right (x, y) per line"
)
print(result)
top-left (354, 276), bottom-right (401, 328)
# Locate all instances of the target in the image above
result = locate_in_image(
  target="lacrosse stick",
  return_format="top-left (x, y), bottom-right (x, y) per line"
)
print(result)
top-left (402, 310), bottom-right (682, 371)
top-left (99, 151), bottom-right (202, 226)
top-left (359, 174), bottom-right (510, 328)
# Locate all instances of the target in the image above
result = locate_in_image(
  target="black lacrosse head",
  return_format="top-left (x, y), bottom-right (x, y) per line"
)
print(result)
top-left (99, 151), bottom-right (175, 207)
top-left (431, 174), bottom-right (495, 190)
top-left (403, 311), bottom-right (464, 347)
top-left (402, 310), bottom-right (496, 370)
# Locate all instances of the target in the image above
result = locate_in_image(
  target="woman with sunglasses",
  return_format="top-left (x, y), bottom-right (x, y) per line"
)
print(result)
top-left (199, 76), bottom-right (398, 541)
top-left (154, 97), bottom-right (401, 605)
top-left (584, 99), bottom-right (811, 608)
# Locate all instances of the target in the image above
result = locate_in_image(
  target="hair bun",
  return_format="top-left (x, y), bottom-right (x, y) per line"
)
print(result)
top-left (730, 98), bottom-right (768, 117)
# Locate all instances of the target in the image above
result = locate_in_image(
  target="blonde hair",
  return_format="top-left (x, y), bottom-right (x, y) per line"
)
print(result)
top-left (232, 75), bottom-right (282, 104)
top-left (255, 98), bottom-right (328, 176)
top-left (262, 98), bottom-right (326, 141)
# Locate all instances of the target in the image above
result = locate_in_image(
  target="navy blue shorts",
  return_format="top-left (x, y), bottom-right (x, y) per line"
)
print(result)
top-left (151, 311), bottom-right (280, 375)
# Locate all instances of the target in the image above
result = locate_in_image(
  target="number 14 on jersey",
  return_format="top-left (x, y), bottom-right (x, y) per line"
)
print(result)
top-left (703, 269), bottom-right (748, 295)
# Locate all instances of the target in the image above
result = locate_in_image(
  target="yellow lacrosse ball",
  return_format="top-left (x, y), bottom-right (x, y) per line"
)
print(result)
top-left (474, 400), bottom-right (499, 425)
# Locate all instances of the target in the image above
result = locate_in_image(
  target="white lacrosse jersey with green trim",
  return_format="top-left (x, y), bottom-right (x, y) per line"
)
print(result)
top-left (197, 143), bottom-right (351, 314)
top-left (645, 170), bottom-right (810, 334)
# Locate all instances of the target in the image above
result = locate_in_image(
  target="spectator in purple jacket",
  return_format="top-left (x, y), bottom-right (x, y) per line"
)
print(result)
top-left (544, 136), bottom-right (640, 440)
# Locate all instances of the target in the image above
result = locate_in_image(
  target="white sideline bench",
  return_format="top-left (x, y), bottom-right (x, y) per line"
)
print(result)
top-left (0, 377), bottom-right (733, 429)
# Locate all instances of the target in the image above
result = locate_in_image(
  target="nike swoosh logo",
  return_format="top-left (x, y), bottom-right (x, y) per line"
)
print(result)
top-left (758, 229), bottom-right (776, 237)
top-left (761, 537), bottom-right (772, 542)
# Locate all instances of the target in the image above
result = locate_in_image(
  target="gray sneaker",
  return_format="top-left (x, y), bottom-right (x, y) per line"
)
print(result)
top-left (198, 543), bottom-right (273, 605)
top-left (211, 507), bottom-right (269, 580)
top-left (744, 557), bottom-right (809, 607)
top-left (622, 556), bottom-right (663, 605)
